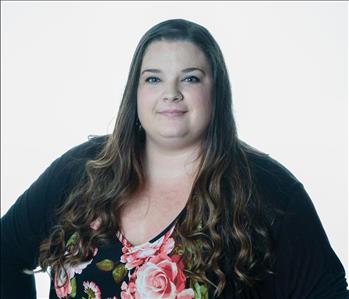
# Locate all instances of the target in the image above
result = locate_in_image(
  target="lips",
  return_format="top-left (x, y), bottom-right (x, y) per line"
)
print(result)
top-left (158, 109), bottom-right (187, 117)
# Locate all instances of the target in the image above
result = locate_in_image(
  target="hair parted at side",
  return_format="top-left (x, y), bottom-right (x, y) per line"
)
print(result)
top-left (38, 18), bottom-right (278, 297)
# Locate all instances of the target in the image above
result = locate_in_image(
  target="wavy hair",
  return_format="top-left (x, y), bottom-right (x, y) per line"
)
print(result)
top-left (38, 18), bottom-right (277, 297)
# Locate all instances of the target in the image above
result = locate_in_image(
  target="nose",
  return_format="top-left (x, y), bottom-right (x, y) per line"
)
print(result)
top-left (162, 83), bottom-right (184, 102)
top-left (164, 93), bottom-right (183, 102)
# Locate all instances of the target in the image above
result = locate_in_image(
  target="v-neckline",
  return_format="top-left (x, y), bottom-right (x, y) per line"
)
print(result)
top-left (116, 207), bottom-right (185, 247)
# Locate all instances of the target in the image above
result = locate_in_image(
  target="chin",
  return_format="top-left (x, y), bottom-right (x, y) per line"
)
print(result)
top-left (159, 134), bottom-right (187, 140)
top-left (158, 129), bottom-right (188, 139)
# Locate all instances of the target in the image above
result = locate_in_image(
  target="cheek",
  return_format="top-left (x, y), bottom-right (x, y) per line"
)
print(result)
top-left (137, 87), bottom-right (155, 101)
top-left (137, 88), bottom-right (157, 116)
top-left (186, 88), bottom-right (212, 115)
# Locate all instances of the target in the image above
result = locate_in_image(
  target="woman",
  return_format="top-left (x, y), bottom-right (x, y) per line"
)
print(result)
top-left (1, 18), bottom-right (348, 299)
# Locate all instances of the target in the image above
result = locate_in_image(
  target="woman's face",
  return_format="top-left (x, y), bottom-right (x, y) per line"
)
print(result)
top-left (137, 40), bottom-right (213, 149)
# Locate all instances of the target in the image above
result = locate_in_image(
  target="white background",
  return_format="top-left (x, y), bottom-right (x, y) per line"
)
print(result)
top-left (1, 1), bottom-right (348, 297)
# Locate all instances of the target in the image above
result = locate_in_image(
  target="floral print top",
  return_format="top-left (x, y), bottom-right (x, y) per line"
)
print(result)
top-left (53, 217), bottom-right (207, 299)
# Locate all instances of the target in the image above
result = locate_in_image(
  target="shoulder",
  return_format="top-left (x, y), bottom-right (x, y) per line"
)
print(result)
top-left (240, 148), bottom-right (349, 297)
top-left (243, 142), bottom-right (301, 191)
top-left (39, 134), bottom-right (111, 223)
top-left (241, 142), bottom-right (305, 222)
top-left (60, 134), bottom-right (110, 161)
top-left (56, 135), bottom-right (110, 170)
top-left (38, 134), bottom-right (110, 194)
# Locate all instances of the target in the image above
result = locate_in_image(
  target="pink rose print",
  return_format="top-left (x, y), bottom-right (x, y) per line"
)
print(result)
top-left (54, 249), bottom-right (98, 298)
top-left (121, 281), bottom-right (136, 299)
top-left (129, 253), bottom-right (194, 299)
top-left (55, 258), bottom-right (94, 298)
top-left (176, 289), bottom-right (195, 299)
top-left (54, 273), bottom-right (72, 298)
top-left (83, 280), bottom-right (101, 299)
top-left (120, 225), bottom-right (175, 270)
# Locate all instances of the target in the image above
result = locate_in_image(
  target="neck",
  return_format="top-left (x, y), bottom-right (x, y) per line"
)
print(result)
top-left (143, 138), bottom-right (202, 185)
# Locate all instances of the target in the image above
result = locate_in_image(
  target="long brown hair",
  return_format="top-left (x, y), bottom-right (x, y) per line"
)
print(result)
top-left (39, 19), bottom-right (277, 297)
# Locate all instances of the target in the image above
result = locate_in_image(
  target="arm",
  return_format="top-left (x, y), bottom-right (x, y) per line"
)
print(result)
top-left (273, 183), bottom-right (349, 299)
top-left (0, 136), bottom-right (107, 298)
top-left (1, 155), bottom-right (68, 298)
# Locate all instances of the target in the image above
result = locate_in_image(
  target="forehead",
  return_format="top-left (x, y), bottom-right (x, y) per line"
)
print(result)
top-left (141, 40), bottom-right (210, 70)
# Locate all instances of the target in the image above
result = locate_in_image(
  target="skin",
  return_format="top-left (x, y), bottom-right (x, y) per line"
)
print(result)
top-left (120, 40), bottom-right (213, 245)
top-left (137, 40), bottom-right (213, 182)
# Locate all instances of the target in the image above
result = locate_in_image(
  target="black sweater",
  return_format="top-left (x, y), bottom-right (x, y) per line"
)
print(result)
top-left (1, 135), bottom-right (348, 298)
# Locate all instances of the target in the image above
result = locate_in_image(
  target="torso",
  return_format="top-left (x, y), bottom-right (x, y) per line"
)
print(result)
top-left (53, 187), bottom-right (200, 299)
top-left (118, 179), bottom-right (193, 246)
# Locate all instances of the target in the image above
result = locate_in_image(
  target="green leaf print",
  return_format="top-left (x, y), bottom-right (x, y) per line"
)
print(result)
top-left (70, 277), bottom-right (77, 298)
top-left (96, 259), bottom-right (114, 271)
top-left (193, 281), bottom-right (208, 299)
top-left (66, 232), bottom-right (78, 247)
top-left (112, 263), bottom-right (128, 283)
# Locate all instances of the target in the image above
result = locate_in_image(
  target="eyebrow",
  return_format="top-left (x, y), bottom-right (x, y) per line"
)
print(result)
top-left (141, 67), bottom-right (206, 75)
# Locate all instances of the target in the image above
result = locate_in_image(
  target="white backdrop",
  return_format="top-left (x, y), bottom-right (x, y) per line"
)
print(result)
top-left (1, 1), bottom-right (348, 298)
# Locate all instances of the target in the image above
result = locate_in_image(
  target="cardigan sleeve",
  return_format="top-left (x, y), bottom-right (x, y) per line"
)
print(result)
top-left (0, 135), bottom-right (107, 299)
top-left (273, 183), bottom-right (349, 299)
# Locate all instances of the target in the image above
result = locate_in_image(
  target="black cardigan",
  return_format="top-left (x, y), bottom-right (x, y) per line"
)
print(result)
top-left (1, 135), bottom-right (348, 298)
